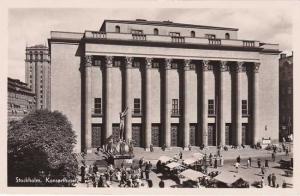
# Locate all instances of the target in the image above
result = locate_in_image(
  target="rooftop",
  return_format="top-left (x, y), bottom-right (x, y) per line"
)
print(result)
top-left (101, 19), bottom-right (239, 31)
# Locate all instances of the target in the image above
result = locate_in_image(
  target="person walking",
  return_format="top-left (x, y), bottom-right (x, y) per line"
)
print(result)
top-left (286, 147), bottom-right (289, 156)
top-left (267, 174), bottom-right (272, 186)
top-left (150, 144), bottom-right (154, 152)
top-left (261, 166), bottom-right (265, 175)
top-left (219, 155), bottom-right (224, 167)
top-left (235, 162), bottom-right (240, 173)
top-left (179, 151), bottom-right (183, 160)
top-left (214, 158), bottom-right (218, 168)
top-left (260, 176), bottom-right (264, 188)
top-left (265, 160), bottom-right (269, 168)
top-left (159, 179), bottom-right (165, 188)
top-left (257, 158), bottom-right (261, 168)
top-left (237, 155), bottom-right (241, 163)
top-left (271, 173), bottom-right (276, 187)
top-left (80, 164), bottom-right (86, 183)
top-left (248, 157), bottom-right (252, 167)
top-left (247, 158), bottom-right (250, 168)
top-left (272, 152), bottom-right (276, 162)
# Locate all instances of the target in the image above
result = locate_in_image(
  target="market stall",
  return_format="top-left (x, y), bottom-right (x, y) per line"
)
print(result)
top-left (213, 171), bottom-right (249, 188)
top-left (178, 169), bottom-right (207, 187)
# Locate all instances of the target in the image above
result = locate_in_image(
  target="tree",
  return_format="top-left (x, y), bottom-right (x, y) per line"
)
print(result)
top-left (8, 110), bottom-right (78, 186)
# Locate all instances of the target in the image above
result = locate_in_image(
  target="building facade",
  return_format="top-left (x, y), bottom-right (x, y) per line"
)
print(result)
top-left (8, 77), bottom-right (36, 122)
top-left (48, 19), bottom-right (280, 152)
top-left (279, 53), bottom-right (293, 140)
top-left (25, 45), bottom-right (51, 110)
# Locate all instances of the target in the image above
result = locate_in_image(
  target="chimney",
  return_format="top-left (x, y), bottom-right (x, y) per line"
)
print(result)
top-left (280, 53), bottom-right (286, 59)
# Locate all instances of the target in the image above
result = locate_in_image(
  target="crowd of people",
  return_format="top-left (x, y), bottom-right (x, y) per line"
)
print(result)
top-left (80, 158), bottom-right (155, 188)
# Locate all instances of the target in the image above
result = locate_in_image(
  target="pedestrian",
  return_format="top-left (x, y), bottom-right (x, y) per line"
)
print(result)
top-left (261, 166), bottom-right (265, 175)
top-left (214, 158), bottom-right (218, 168)
top-left (188, 144), bottom-right (192, 151)
top-left (267, 174), bottom-right (271, 186)
top-left (237, 155), bottom-right (241, 163)
top-left (234, 162), bottom-right (240, 173)
top-left (217, 149), bottom-right (221, 157)
top-left (247, 159), bottom-right (250, 168)
top-left (249, 157), bottom-right (252, 167)
top-left (210, 157), bottom-right (213, 167)
top-left (257, 158), bottom-right (261, 168)
top-left (80, 164), bottom-right (86, 183)
top-left (116, 170), bottom-right (121, 183)
top-left (148, 179), bottom-right (153, 188)
top-left (179, 151), bottom-right (183, 159)
top-left (272, 152), bottom-right (275, 162)
top-left (139, 157), bottom-right (144, 168)
top-left (162, 144), bottom-right (166, 151)
top-left (271, 173), bottom-right (276, 187)
top-left (93, 164), bottom-right (98, 174)
top-left (159, 179), bottom-right (165, 188)
top-left (260, 176), bottom-right (264, 188)
top-left (286, 147), bottom-right (289, 156)
top-left (219, 155), bottom-right (224, 167)
top-left (265, 160), bottom-right (269, 168)
top-left (150, 144), bottom-right (154, 152)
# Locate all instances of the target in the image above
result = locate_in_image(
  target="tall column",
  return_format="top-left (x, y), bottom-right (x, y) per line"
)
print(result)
top-left (218, 61), bottom-right (227, 146)
top-left (164, 58), bottom-right (172, 148)
top-left (252, 62), bottom-right (260, 145)
top-left (104, 56), bottom-right (113, 141)
top-left (201, 60), bottom-right (209, 146)
top-left (144, 57), bottom-right (152, 149)
top-left (183, 59), bottom-right (191, 149)
top-left (125, 57), bottom-right (133, 141)
top-left (84, 55), bottom-right (92, 150)
top-left (235, 62), bottom-right (243, 146)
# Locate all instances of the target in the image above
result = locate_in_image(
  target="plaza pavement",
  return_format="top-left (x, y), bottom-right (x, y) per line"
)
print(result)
top-left (78, 144), bottom-right (293, 188)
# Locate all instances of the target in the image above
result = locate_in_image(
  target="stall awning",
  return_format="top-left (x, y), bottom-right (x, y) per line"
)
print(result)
top-left (166, 162), bottom-right (182, 169)
top-left (183, 158), bottom-right (198, 165)
top-left (180, 169), bottom-right (206, 181)
top-left (158, 156), bottom-right (172, 163)
top-left (213, 171), bottom-right (241, 184)
top-left (193, 153), bottom-right (204, 159)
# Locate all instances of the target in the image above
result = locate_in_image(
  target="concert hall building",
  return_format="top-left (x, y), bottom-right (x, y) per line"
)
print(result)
top-left (48, 19), bottom-right (280, 152)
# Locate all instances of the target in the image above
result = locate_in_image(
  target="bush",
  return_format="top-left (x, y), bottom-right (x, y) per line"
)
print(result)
top-left (8, 110), bottom-right (78, 186)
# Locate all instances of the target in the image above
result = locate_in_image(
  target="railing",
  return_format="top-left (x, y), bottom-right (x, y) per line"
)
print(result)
top-left (83, 31), bottom-right (262, 49)
top-left (92, 108), bottom-right (102, 117)
top-left (171, 36), bottom-right (185, 43)
top-left (209, 39), bottom-right (221, 45)
top-left (132, 34), bottom-right (146, 41)
top-left (132, 109), bottom-right (142, 117)
top-left (243, 41), bottom-right (255, 47)
top-left (171, 109), bottom-right (181, 117)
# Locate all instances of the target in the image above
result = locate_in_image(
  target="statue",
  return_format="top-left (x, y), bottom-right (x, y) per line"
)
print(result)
top-left (119, 107), bottom-right (128, 140)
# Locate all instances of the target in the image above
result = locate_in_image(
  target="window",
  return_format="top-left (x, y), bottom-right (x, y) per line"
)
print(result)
top-left (172, 99), bottom-right (179, 115)
top-left (115, 25), bottom-right (120, 33)
top-left (191, 31), bottom-right (195, 38)
top-left (152, 62), bottom-right (159, 68)
top-left (30, 75), bottom-right (32, 78)
top-left (208, 99), bottom-right (215, 115)
top-left (205, 34), bottom-right (216, 39)
top-left (154, 28), bottom-right (159, 35)
top-left (94, 98), bottom-right (102, 114)
top-left (35, 53), bottom-right (38, 60)
top-left (131, 29), bottom-right (143, 35)
top-left (242, 100), bottom-right (248, 115)
top-left (94, 59), bottom-right (102, 66)
top-left (29, 53), bottom-right (33, 61)
top-left (114, 60), bottom-right (121, 67)
top-left (40, 53), bottom-right (43, 61)
top-left (132, 30), bottom-right (146, 41)
top-left (225, 33), bottom-right (230, 39)
top-left (133, 61), bottom-right (140, 68)
top-left (40, 90), bottom-right (43, 93)
top-left (133, 98), bottom-right (141, 114)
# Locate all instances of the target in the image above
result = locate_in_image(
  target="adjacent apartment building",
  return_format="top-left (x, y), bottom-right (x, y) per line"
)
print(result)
top-left (8, 77), bottom-right (36, 122)
top-left (279, 53), bottom-right (293, 140)
top-left (25, 44), bottom-right (51, 110)
top-left (48, 19), bottom-right (280, 152)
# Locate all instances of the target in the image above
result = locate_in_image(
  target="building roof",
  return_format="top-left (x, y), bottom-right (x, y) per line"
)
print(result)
top-left (102, 19), bottom-right (239, 31)
top-left (8, 77), bottom-right (35, 96)
top-left (26, 44), bottom-right (48, 49)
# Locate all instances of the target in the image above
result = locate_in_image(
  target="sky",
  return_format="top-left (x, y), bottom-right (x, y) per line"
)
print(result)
top-left (8, 8), bottom-right (293, 82)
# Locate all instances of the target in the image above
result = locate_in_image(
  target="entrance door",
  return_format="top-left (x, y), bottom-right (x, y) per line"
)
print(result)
top-left (92, 124), bottom-right (102, 148)
top-left (242, 123), bottom-right (249, 145)
top-left (171, 124), bottom-right (179, 146)
top-left (190, 124), bottom-right (196, 146)
top-left (225, 123), bottom-right (232, 145)
top-left (112, 124), bottom-right (120, 143)
top-left (132, 124), bottom-right (142, 147)
top-left (208, 124), bottom-right (216, 146)
top-left (151, 124), bottom-right (160, 147)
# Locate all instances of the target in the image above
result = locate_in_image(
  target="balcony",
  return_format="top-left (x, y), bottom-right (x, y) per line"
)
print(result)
top-left (132, 109), bottom-right (142, 117)
top-left (91, 108), bottom-right (102, 117)
top-left (171, 109), bottom-right (181, 117)
top-left (84, 31), bottom-right (262, 49)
